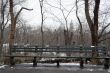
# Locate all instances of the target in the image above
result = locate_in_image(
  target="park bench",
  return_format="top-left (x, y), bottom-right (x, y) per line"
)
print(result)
top-left (5, 46), bottom-right (110, 69)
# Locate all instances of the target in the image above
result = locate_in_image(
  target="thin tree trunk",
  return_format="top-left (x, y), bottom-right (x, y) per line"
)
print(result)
top-left (41, 12), bottom-right (44, 47)
top-left (39, 0), bottom-right (44, 47)
top-left (0, 0), bottom-right (5, 63)
top-left (93, 0), bottom-right (100, 46)
top-left (0, 30), bottom-right (4, 63)
top-left (9, 0), bottom-right (33, 54)
top-left (9, 0), bottom-right (15, 55)
top-left (76, 0), bottom-right (84, 45)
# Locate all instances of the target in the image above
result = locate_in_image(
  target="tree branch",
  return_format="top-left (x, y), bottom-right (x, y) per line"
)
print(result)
top-left (45, 0), bottom-right (61, 10)
top-left (76, 0), bottom-right (82, 28)
top-left (76, 0), bottom-right (83, 45)
top-left (66, 5), bottom-right (75, 19)
top-left (101, 31), bottom-right (110, 38)
top-left (49, 11), bottom-right (63, 24)
top-left (3, 13), bottom-right (10, 30)
top-left (98, 23), bottom-right (110, 39)
top-left (15, 7), bottom-right (33, 20)
top-left (85, 0), bottom-right (94, 29)
top-left (98, 37), bottom-right (110, 43)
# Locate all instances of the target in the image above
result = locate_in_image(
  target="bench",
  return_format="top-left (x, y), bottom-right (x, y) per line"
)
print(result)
top-left (5, 46), bottom-right (109, 69)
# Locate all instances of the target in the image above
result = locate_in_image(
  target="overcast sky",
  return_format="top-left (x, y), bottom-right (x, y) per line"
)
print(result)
top-left (16, 0), bottom-right (77, 29)
top-left (16, 0), bottom-right (110, 29)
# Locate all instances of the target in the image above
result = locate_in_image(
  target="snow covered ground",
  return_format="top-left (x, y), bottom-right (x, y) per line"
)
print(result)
top-left (0, 63), bottom-right (110, 73)
top-left (20, 62), bottom-right (97, 67)
top-left (0, 65), bottom-right (7, 69)
top-left (22, 62), bottom-right (80, 66)
top-left (10, 62), bottom-right (106, 71)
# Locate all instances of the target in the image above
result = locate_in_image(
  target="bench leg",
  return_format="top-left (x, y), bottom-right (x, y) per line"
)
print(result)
top-left (33, 57), bottom-right (37, 67)
top-left (80, 58), bottom-right (84, 69)
top-left (33, 62), bottom-right (37, 67)
top-left (104, 58), bottom-right (109, 69)
top-left (85, 58), bottom-right (87, 64)
top-left (10, 57), bottom-right (15, 67)
top-left (56, 60), bottom-right (60, 68)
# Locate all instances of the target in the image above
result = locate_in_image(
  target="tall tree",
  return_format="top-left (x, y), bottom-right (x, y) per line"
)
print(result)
top-left (84, 0), bottom-right (101, 64)
top-left (85, 0), bottom-right (100, 46)
top-left (0, 0), bottom-right (8, 63)
top-left (76, 0), bottom-right (84, 45)
top-left (39, 0), bottom-right (45, 47)
top-left (46, 0), bottom-right (75, 46)
top-left (9, 0), bottom-right (32, 55)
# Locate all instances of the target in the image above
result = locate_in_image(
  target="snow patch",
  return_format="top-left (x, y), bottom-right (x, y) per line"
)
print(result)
top-left (60, 63), bottom-right (79, 66)
top-left (108, 69), bottom-right (110, 72)
top-left (0, 65), bottom-right (7, 69)
top-left (86, 69), bottom-right (94, 71)
top-left (22, 63), bottom-right (80, 66)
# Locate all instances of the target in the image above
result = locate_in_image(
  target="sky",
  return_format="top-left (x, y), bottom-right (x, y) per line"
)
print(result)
top-left (22, 0), bottom-right (41, 25)
top-left (17, 0), bottom-right (77, 29)
top-left (15, 0), bottom-right (110, 29)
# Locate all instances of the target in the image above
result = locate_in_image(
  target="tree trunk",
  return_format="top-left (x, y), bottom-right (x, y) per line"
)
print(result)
top-left (9, 0), bottom-right (15, 55)
top-left (85, 0), bottom-right (100, 64)
top-left (64, 29), bottom-right (68, 46)
top-left (0, 0), bottom-right (5, 63)
top-left (90, 26), bottom-right (98, 46)
top-left (76, 0), bottom-right (84, 45)
top-left (0, 30), bottom-right (3, 63)
top-left (41, 25), bottom-right (44, 47)
top-left (85, 0), bottom-right (100, 46)
top-left (39, 0), bottom-right (44, 47)
top-left (41, 10), bottom-right (44, 47)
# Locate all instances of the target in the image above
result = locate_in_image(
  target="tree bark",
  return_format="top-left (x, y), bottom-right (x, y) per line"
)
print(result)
top-left (93, 0), bottom-right (100, 46)
top-left (76, 0), bottom-right (84, 45)
top-left (9, 0), bottom-right (15, 55)
top-left (39, 0), bottom-right (44, 47)
top-left (0, 0), bottom-right (8, 63)
top-left (9, 0), bottom-right (33, 55)
top-left (85, 0), bottom-right (100, 46)
top-left (85, 0), bottom-right (100, 64)
top-left (0, 30), bottom-right (3, 63)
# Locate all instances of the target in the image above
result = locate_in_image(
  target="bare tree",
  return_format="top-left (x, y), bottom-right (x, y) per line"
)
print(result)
top-left (84, 0), bottom-right (110, 63)
top-left (0, 0), bottom-right (8, 63)
top-left (46, 0), bottom-right (75, 46)
top-left (9, 0), bottom-right (33, 55)
top-left (85, 0), bottom-right (100, 46)
top-left (76, 0), bottom-right (84, 45)
top-left (39, 0), bottom-right (46, 47)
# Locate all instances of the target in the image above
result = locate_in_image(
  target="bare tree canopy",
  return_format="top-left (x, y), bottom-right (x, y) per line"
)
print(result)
top-left (0, 0), bottom-right (110, 64)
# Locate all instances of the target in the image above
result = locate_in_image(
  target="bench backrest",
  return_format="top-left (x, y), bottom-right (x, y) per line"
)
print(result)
top-left (10, 46), bottom-right (107, 58)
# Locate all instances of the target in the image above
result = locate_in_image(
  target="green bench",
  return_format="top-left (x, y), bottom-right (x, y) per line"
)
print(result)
top-left (5, 46), bottom-right (109, 69)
